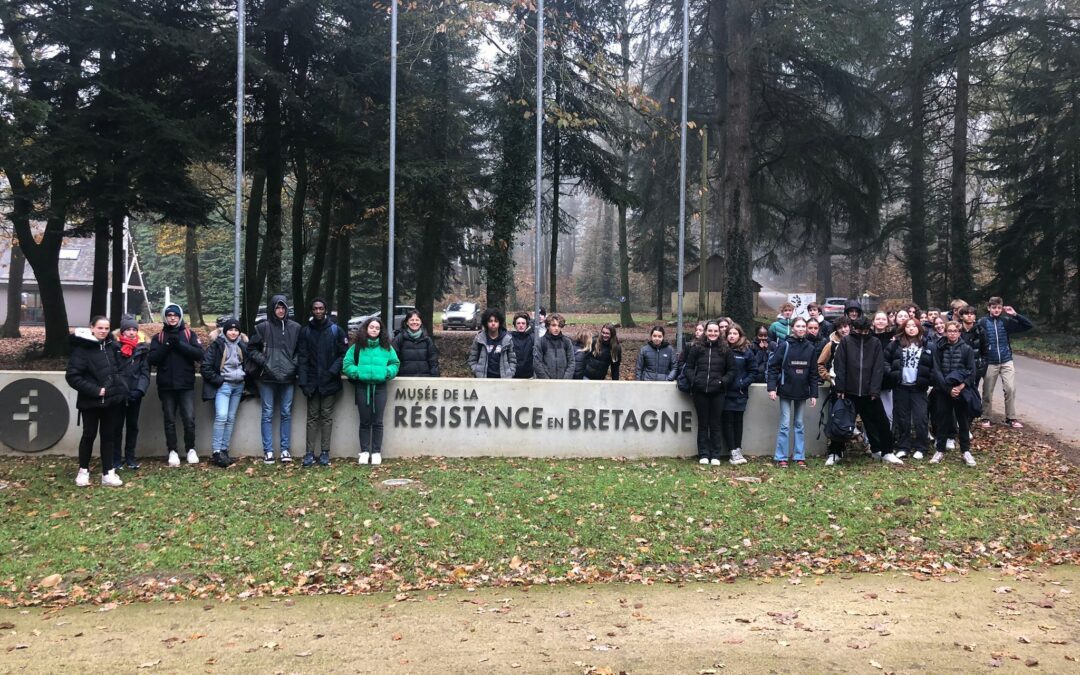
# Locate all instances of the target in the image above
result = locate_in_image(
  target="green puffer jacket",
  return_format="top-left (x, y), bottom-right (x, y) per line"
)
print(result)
top-left (343, 340), bottom-right (400, 384)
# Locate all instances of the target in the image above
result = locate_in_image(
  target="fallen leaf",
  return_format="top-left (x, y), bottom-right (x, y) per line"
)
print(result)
top-left (630, 514), bottom-right (645, 523)
top-left (98, 603), bottom-right (118, 613)
top-left (0, 622), bottom-right (14, 630)
top-left (137, 660), bottom-right (160, 669)
top-left (1018, 636), bottom-right (1031, 644)
top-left (847, 640), bottom-right (871, 650)
top-left (555, 611), bottom-right (571, 618)
top-left (509, 555), bottom-right (522, 569)
top-left (295, 651), bottom-right (313, 657)
top-left (39, 574), bottom-right (63, 589)
top-left (994, 586), bottom-right (1014, 594)
top-left (869, 660), bottom-right (883, 669)
top-left (1038, 598), bottom-right (1055, 609)
top-left (1025, 658), bottom-right (1038, 667)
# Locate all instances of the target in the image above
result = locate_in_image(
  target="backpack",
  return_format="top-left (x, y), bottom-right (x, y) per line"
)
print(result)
top-left (820, 392), bottom-right (858, 440)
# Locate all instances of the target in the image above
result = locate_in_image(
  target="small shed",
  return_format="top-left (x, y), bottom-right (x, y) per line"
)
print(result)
top-left (672, 254), bottom-right (762, 317)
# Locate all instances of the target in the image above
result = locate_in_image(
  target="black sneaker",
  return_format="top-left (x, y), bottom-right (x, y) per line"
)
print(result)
top-left (220, 450), bottom-right (236, 467)
top-left (124, 460), bottom-right (140, 470)
top-left (263, 451), bottom-right (275, 465)
top-left (302, 452), bottom-right (316, 467)
top-left (212, 452), bottom-right (225, 468)
top-left (318, 452), bottom-right (331, 467)
top-left (280, 450), bottom-right (293, 464)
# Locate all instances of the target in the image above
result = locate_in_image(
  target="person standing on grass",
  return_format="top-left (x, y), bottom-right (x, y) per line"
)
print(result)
top-left (830, 316), bottom-right (895, 466)
top-left (148, 304), bottom-right (203, 467)
top-left (958, 305), bottom-right (988, 391)
top-left (67, 316), bottom-right (129, 487)
top-left (248, 295), bottom-right (301, 464)
top-left (343, 317), bottom-right (400, 466)
top-left (581, 323), bottom-right (623, 380)
top-left (885, 318), bottom-right (934, 461)
top-left (393, 309), bottom-right (440, 378)
top-left (978, 296), bottom-right (1033, 429)
top-left (510, 312), bottom-right (536, 379)
top-left (299, 298), bottom-right (349, 467)
top-left (722, 323), bottom-right (758, 466)
top-left (201, 318), bottom-right (249, 468)
top-left (533, 313), bottom-right (576, 379)
top-left (114, 315), bottom-right (149, 471)
top-left (685, 320), bottom-right (737, 465)
top-left (766, 317), bottom-right (819, 468)
top-left (768, 302), bottom-right (795, 342)
top-left (870, 311), bottom-right (896, 425)
top-left (635, 326), bottom-right (677, 381)
top-left (468, 308), bottom-right (516, 378)
top-left (931, 321), bottom-right (978, 466)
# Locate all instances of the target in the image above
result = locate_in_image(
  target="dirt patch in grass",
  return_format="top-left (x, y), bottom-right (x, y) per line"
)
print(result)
top-left (2, 566), bottom-right (1077, 672)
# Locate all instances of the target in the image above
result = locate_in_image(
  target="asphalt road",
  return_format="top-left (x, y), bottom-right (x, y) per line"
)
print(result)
top-left (1001, 355), bottom-right (1080, 448)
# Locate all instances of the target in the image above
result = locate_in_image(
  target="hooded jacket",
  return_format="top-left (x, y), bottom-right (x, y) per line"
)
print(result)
top-left (343, 338), bottom-right (400, 406)
top-left (148, 304), bottom-right (204, 391)
top-left (843, 299), bottom-right (864, 319)
top-left (392, 329), bottom-right (440, 378)
top-left (884, 337), bottom-right (935, 389)
top-left (510, 330), bottom-right (535, 379)
top-left (724, 345), bottom-right (760, 412)
top-left (686, 339), bottom-right (737, 395)
top-left (978, 312), bottom-right (1033, 365)
top-left (533, 331), bottom-right (576, 379)
top-left (201, 334), bottom-right (250, 401)
top-left (249, 294), bottom-right (301, 383)
top-left (467, 330), bottom-right (517, 378)
top-left (766, 335), bottom-right (820, 400)
top-left (298, 317), bottom-right (348, 394)
top-left (66, 328), bottom-right (129, 410)
top-left (832, 331), bottom-right (884, 398)
top-left (635, 341), bottom-right (677, 382)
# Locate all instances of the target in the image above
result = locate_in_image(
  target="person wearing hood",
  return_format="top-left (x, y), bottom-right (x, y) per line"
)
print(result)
top-left (113, 315), bottom-right (150, 470)
top-left (342, 317), bottom-right (400, 465)
top-left (201, 317), bottom-right (249, 467)
top-left (66, 316), bottom-right (129, 487)
top-left (533, 313), bottom-right (576, 379)
top-left (832, 316), bottom-right (896, 465)
top-left (149, 303), bottom-right (204, 467)
top-left (298, 298), bottom-right (349, 467)
top-left (635, 326), bottom-right (677, 381)
top-left (248, 294), bottom-right (302, 464)
top-left (844, 299), bottom-right (864, 322)
top-left (467, 308), bottom-right (516, 378)
top-left (510, 312), bottom-right (536, 379)
top-left (766, 317), bottom-right (819, 467)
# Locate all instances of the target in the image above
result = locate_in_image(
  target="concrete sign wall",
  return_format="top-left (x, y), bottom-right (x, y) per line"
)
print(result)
top-left (0, 372), bottom-right (828, 459)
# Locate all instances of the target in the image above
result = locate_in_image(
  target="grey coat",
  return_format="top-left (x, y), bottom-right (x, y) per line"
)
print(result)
top-left (467, 330), bottom-right (517, 378)
top-left (533, 332), bottom-right (576, 379)
top-left (635, 342), bottom-right (677, 381)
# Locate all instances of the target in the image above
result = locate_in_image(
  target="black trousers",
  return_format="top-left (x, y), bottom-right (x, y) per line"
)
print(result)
top-left (932, 390), bottom-right (970, 452)
top-left (892, 386), bottom-right (929, 452)
top-left (356, 383), bottom-right (388, 454)
top-left (721, 410), bottom-right (744, 452)
top-left (79, 406), bottom-right (122, 472)
top-left (112, 398), bottom-right (142, 465)
top-left (829, 394), bottom-right (892, 457)
top-left (306, 393), bottom-right (337, 455)
top-left (160, 389), bottom-right (196, 453)
top-left (692, 391), bottom-right (725, 459)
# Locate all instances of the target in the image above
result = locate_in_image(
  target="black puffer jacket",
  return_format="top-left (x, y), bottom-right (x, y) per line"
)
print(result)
top-left (832, 332), bottom-right (884, 398)
top-left (724, 346), bottom-right (759, 412)
top-left (148, 319), bottom-right (204, 391)
top-left (392, 330), bottom-right (440, 378)
top-left (960, 323), bottom-right (988, 377)
top-left (933, 338), bottom-right (975, 389)
top-left (686, 339), bottom-right (737, 395)
top-left (66, 329), bottom-right (129, 410)
top-left (117, 341), bottom-right (150, 400)
top-left (299, 318), bottom-right (349, 393)
top-left (534, 332), bottom-right (576, 379)
top-left (767, 335), bottom-right (821, 400)
top-left (510, 331), bottom-right (535, 379)
top-left (635, 341), bottom-right (677, 381)
top-left (749, 339), bottom-right (775, 383)
top-left (582, 340), bottom-right (621, 380)
top-left (884, 338), bottom-right (934, 389)
top-left (249, 295), bottom-right (302, 383)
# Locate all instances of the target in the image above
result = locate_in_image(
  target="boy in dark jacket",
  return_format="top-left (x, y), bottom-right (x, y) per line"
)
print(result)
top-left (114, 316), bottom-right (150, 470)
top-left (298, 298), bottom-right (348, 466)
top-left (249, 294), bottom-right (302, 463)
top-left (148, 304), bottom-right (204, 466)
top-left (931, 322), bottom-right (978, 465)
top-left (831, 317), bottom-right (895, 465)
top-left (534, 313), bottom-right (576, 379)
top-left (977, 296), bottom-right (1033, 428)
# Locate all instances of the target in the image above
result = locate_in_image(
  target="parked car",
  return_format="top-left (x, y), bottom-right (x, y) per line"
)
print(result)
top-left (821, 297), bottom-right (848, 320)
top-left (442, 301), bottom-right (480, 331)
top-left (348, 305), bottom-right (415, 334)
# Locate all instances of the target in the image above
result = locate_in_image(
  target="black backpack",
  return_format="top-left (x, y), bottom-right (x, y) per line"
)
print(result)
top-left (820, 392), bottom-right (858, 440)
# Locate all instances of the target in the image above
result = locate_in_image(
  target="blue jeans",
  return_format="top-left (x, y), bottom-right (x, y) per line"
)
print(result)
top-left (773, 397), bottom-right (807, 461)
top-left (212, 381), bottom-right (244, 452)
top-left (258, 381), bottom-right (294, 453)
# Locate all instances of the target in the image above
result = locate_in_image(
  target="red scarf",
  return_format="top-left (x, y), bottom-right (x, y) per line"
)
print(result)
top-left (118, 334), bottom-right (139, 357)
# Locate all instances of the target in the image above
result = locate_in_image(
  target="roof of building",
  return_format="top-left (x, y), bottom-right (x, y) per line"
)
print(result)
top-left (0, 226), bottom-right (96, 286)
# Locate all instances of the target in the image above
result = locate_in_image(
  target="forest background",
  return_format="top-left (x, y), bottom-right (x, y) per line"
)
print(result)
top-left (1, 0), bottom-right (1077, 356)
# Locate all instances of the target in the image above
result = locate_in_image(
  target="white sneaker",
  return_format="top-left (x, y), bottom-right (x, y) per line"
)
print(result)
top-left (358, 452), bottom-right (370, 465)
top-left (167, 450), bottom-right (181, 467)
top-left (929, 451), bottom-right (944, 464)
top-left (698, 457), bottom-right (709, 465)
top-left (370, 452), bottom-right (382, 466)
top-left (708, 458), bottom-right (720, 466)
top-left (75, 468), bottom-right (90, 487)
top-left (729, 449), bottom-right (748, 465)
top-left (871, 451), bottom-right (883, 462)
top-left (946, 439), bottom-right (956, 451)
top-left (186, 449), bottom-right (199, 464)
top-left (824, 454), bottom-right (836, 467)
top-left (895, 450), bottom-right (907, 459)
top-left (962, 451), bottom-right (977, 467)
top-left (101, 470), bottom-right (123, 487)
top-left (882, 453), bottom-right (904, 465)
top-left (912, 451), bottom-right (924, 460)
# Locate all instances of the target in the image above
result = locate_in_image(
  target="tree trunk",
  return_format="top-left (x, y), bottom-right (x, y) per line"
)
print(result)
top-left (110, 212), bottom-right (125, 327)
top-left (2, 234), bottom-right (25, 337)
top-left (655, 222), bottom-right (665, 320)
top-left (906, 0), bottom-right (930, 308)
top-left (324, 225), bottom-right (339, 314)
top-left (617, 8), bottom-right (635, 328)
top-left (291, 143), bottom-right (309, 314)
top-left (305, 183), bottom-right (334, 304)
top-left (720, 0), bottom-right (755, 329)
top-left (91, 214), bottom-right (110, 319)
top-left (697, 127), bottom-right (709, 320)
top-left (184, 224), bottom-right (205, 327)
top-left (815, 219), bottom-right (833, 297)
top-left (549, 104), bottom-right (561, 313)
top-left (335, 229), bottom-right (351, 332)
top-left (262, 0), bottom-right (286, 303)
top-left (242, 168), bottom-right (266, 332)
top-left (948, 0), bottom-right (974, 302)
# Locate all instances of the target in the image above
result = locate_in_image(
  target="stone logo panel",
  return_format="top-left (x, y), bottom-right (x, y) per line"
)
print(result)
top-left (0, 378), bottom-right (70, 453)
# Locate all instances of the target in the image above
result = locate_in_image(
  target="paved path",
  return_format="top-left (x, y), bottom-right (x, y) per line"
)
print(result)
top-left (1000, 355), bottom-right (1080, 447)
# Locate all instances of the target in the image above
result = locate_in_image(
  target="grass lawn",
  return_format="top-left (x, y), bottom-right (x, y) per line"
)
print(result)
top-left (2, 428), bottom-right (1076, 607)
top-left (1012, 331), bottom-right (1080, 366)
